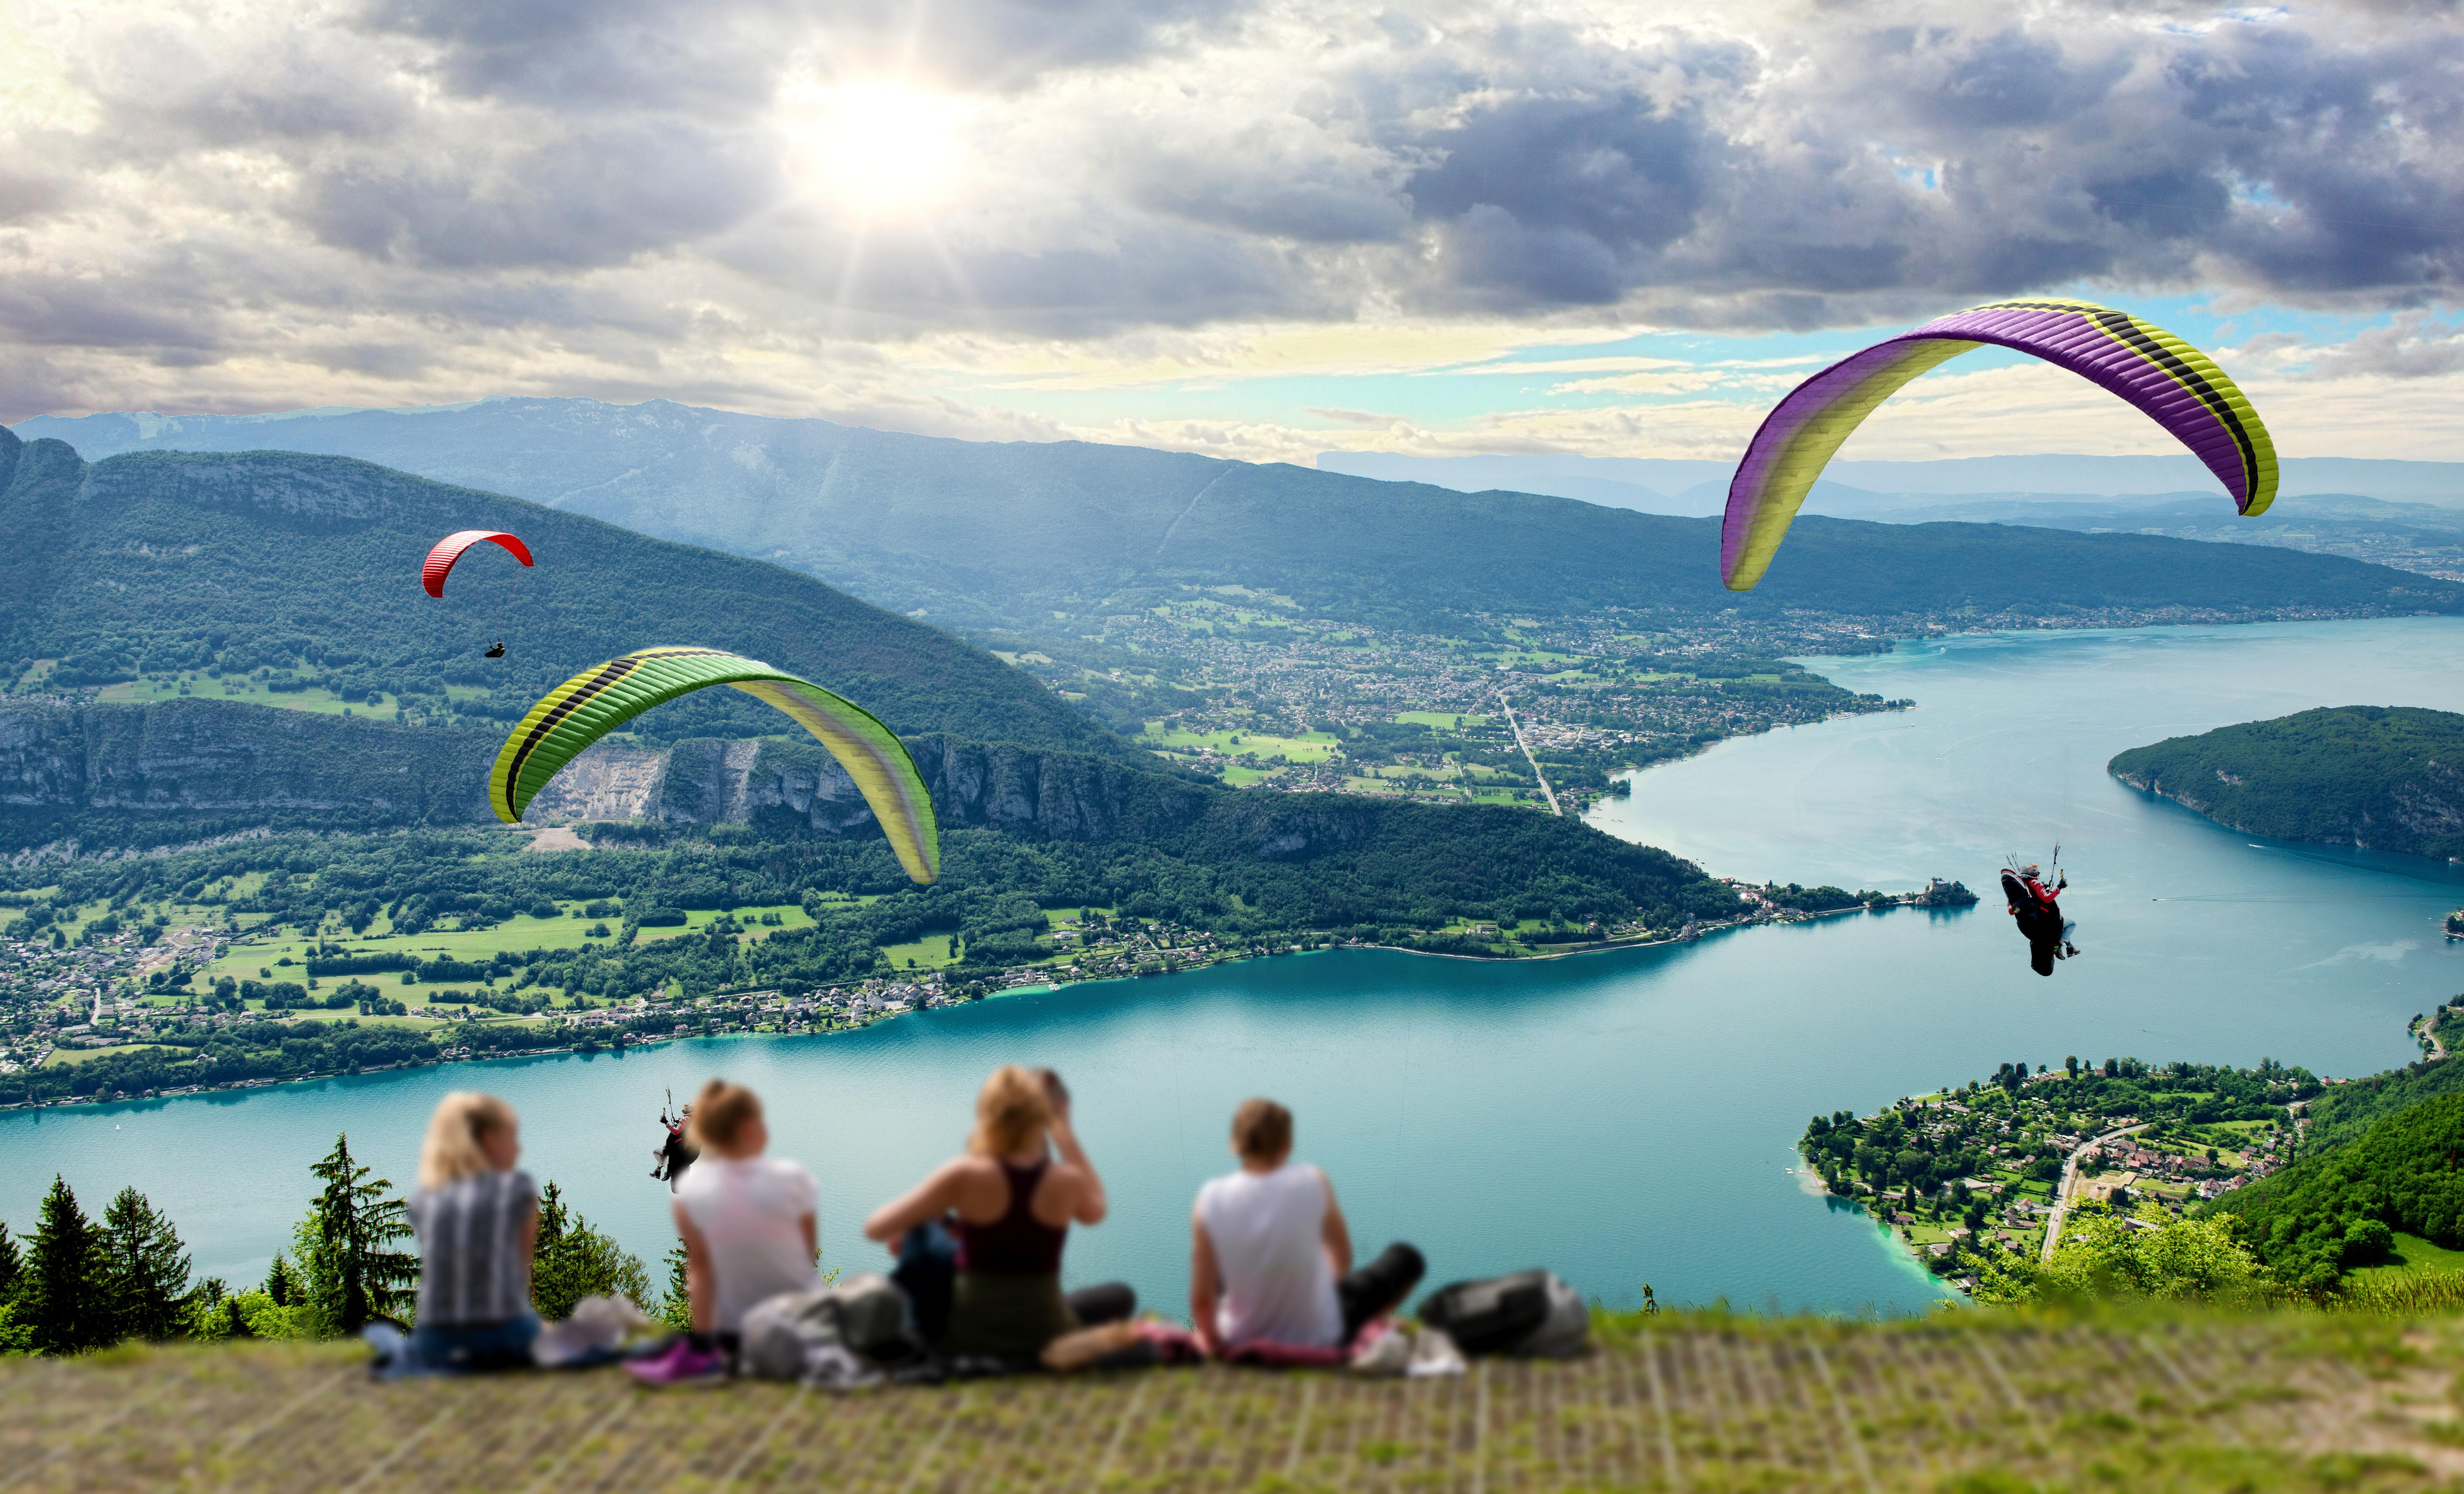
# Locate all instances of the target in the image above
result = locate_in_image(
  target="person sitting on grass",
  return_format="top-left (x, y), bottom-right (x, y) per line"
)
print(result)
top-left (629, 1079), bottom-right (818, 1385)
top-left (1190, 1098), bottom-right (1424, 1358)
top-left (382, 1091), bottom-right (539, 1375)
top-left (863, 1065), bottom-right (1132, 1362)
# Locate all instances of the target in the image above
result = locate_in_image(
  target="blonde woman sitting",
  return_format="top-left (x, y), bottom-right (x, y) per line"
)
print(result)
top-left (392, 1091), bottom-right (539, 1374)
top-left (864, 1065), bottom-right (1132, 1361)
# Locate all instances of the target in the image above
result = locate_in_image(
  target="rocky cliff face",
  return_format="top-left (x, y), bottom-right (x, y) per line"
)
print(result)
top-left (0, 700), bottom-right (1230, 854)
top-left (0, 699), bottom-right (501, 850)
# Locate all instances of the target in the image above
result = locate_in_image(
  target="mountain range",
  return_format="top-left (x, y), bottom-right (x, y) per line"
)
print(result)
top-left (15, 399), bottom-right (2462, 637)
top-left (1317, 452), bottom-right (2464, 517)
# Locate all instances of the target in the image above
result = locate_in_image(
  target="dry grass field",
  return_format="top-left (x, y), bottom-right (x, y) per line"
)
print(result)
top-left (7, 1307), bottom-right (2464, 1493)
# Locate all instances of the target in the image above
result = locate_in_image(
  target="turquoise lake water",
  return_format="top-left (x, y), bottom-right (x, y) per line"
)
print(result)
top-left (10, 618), bottom-right (2464, 1317)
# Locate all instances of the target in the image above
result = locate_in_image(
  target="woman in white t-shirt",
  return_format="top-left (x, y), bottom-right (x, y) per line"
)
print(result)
top-left (1190, 1098), bottom-right (1423, 1355)
top-left (633, 1079), bottom-right (817, 1383)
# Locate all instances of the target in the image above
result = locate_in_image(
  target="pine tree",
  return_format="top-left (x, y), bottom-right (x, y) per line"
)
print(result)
top-left (0, 1220), bottom-right (23, 1304)
top-left (264, 1254), bottom-right (298, 1306)
top-left (293, 1134), bottom-right (416, 1336)
top-left (24, 1176), bottom-right (99, 1356)
top-left (96, 1187), bottom-right (193, 1342)
top-left (532, 1181), bottom-right (652, 1320)
top-left (657, 1241), bottom-right (693, 1331)
top-left (0, 1220), bottom-right (26, 1353)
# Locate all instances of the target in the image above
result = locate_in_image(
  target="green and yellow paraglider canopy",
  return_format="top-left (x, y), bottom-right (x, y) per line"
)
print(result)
top-left (490, 647), bottom-right (940, 884)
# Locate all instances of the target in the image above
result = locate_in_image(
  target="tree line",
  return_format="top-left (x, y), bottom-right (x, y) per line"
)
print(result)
top-left (0, 1134), bottom-right (672, 1354)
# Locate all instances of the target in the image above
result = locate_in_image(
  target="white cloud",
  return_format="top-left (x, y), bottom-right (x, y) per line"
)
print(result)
top-left (0, 0), bottom-right (2458, 462)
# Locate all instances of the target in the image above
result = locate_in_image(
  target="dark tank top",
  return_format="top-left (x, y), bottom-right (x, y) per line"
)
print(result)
top-left (955, 1159), bottom-right (1067, 1275)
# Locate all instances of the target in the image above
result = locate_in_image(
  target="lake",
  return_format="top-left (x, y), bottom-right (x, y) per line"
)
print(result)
top-left (10, 618), bottom-right (2464, 1317)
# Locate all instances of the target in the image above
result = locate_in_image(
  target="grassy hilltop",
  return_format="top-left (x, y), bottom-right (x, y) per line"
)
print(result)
top-left (13, 1309), bottom-right (2464, 1493)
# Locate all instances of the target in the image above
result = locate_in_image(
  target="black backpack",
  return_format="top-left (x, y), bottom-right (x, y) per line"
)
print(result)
top-left (1417, 1270), bottom-right (1554, 1356)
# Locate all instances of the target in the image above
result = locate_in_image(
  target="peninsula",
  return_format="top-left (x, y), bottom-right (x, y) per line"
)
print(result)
top-left (2108, 705), bottom-right (2464, 861)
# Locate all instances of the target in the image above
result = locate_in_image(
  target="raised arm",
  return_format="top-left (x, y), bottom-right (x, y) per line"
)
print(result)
top-left (863, 1159), bottom-right (967, 1250)
top-left (1049, 1111), bottom-right (1108, 1225)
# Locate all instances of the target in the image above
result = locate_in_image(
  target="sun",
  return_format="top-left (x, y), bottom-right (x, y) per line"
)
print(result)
top-left (780, 79), bottom-right (973, 218)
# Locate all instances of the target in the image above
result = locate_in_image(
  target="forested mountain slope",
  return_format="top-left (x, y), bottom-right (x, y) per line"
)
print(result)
top-left (0, 427), bottom-right (1128, 760)
top-left (2205, 1092), bottom-right (2464, 1292)
top-left (19, 398), bottom-right (2460, 634)
top-left (2109, 706), bottom-right (2464, 862)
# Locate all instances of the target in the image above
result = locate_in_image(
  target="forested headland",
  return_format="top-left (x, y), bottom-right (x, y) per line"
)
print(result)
top-left (2109, 705), bottom-right (2464, 861)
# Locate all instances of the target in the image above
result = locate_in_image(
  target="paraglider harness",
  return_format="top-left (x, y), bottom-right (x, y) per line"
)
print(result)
top-left (484, 641), bottom-right (506, 659)
top-left (652, 1089), bottom-right (700, 1191)
top-left (2000, 850), bottom-right (2079, 978)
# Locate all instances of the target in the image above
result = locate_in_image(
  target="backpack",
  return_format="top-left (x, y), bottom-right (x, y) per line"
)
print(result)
top-left (739, 1273), bottom-right (913, 1381)
top-left (1418, 1270), bottom-right (1589, 1358)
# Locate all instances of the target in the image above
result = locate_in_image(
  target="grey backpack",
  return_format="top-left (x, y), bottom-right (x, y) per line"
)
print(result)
top-left (739, 1273), bottom-right (911, 1381)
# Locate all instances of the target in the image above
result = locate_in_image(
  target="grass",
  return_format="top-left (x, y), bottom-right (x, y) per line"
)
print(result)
top-left (192, 904), bottom-right (815, 985)
top-left (880, 935), bottom-right (963, 971)
top-left (17, 1305), bottom-right (2464, 1492)
top-left (2350, 1231), bottom-right (2464, 1284)
top-left (1394, 710), bottom-right (1489, 728)
top-left (94, 676), bottom-right (399, 718)
top-left (40, 1043), bottom-right (182, 1067)
top-left (1139, 724), bottom-right (1342, 762)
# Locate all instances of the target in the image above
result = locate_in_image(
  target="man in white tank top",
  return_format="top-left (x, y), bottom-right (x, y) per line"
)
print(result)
top-left (1190, 1099), bottom-right (1423, 1354)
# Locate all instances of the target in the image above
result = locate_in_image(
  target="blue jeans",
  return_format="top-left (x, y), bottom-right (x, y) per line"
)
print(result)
top-left (398, 1309), bottom-right (542, 1375)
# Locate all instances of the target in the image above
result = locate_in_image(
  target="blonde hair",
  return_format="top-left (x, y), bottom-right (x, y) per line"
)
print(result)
top-left (418, 1092), bottom-right (516, 1189)
top-left (687, 1079), bottom-right (762, 1154)
top-left (968, 1065), bottom-right (1053, 1158)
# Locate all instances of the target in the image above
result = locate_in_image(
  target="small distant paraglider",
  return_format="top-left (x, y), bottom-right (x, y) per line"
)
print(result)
top-left (489, 647), bottom-right (942, 884)
top-left (422, 529), bottom-right (534, 658)
top-left (1719, 299), bottom-right (2279, 591)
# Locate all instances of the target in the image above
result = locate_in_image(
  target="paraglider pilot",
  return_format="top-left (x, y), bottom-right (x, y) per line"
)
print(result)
top-left (652, 1091), bottom-right (699, 1191)
top-left (484, 641), bottom-right (506, 659)
top-left (2001, 864), bottom-right (2079, 978)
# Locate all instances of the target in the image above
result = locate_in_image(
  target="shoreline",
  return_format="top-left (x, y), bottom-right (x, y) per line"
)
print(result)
top-left (3, 895), bottom-right (1969, 1115)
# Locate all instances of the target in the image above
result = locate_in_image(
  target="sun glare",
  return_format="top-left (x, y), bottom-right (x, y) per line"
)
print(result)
top-left (781, 79), bottom-right (973, 217)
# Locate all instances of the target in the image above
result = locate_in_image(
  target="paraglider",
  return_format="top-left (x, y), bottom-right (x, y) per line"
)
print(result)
top-left (1721, 299), bottom-right (2279, 590)
top-left (421, 529), bottom-right (533, 597)
top-left (2001, 856), bottom-right (2079, 978)
top-left (489, 646), bottom-right (941, 884)
top-left (424, 530), bottom-right (534, 657)
top-left (652, 1089), bottom-right (698, 1191)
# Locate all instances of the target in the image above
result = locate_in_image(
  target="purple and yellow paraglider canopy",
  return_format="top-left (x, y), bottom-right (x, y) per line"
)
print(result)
top-left (1720, 299), bottom-right (2278, 590)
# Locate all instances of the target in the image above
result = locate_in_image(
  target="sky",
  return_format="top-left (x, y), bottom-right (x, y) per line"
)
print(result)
top-left (3, 0), bottom-right (2461, 466)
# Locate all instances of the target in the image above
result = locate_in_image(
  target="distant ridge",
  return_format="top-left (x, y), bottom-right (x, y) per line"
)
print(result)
top-left (1317, 451), bottom-right (2464, 515)
top-left (14, 397), bottom-right (2462, 634)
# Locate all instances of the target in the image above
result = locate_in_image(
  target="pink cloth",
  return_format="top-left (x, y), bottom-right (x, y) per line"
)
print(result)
top-left (1217, 1318), bottom-right (1392, 1368)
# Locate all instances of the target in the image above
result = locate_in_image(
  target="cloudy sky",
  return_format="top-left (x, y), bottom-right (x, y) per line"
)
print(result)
top-left (4, 0), bottom-right (2460, 464)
